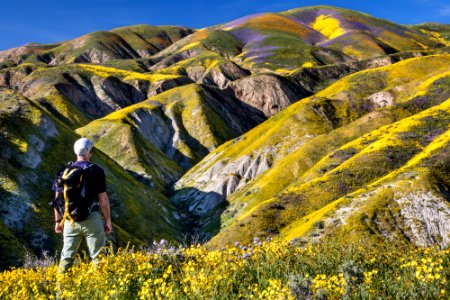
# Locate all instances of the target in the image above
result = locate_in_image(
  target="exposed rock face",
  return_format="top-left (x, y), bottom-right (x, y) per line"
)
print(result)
top-left (227, 74), bottom-right (311, 116)
top-left (0, 63), bottom-right (43, 90)
top-left (77, 82), bottom-right (268, 192)
top-left (196, 155), bottom-right (272, 196)
top-left (397, 191), bottom-right (450, 247)
top-left (130, 107), bottom-right (174, 152)
top-left (367, 91), bottom-right (395, 108)
top-left (71, 48), bottom-right (117, 64)
top-left (0, 43), bottom-right (57, 65)
top-left (173, 154), bottom-right (272, 216)
top-left (185, 62), bottom-right (249, 89)
top-left (3, 68), bottom-right (191, 126)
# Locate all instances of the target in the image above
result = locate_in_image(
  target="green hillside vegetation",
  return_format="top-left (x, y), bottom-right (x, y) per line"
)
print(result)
top-left (151, 29), bottom-right (243, 63)
top-left (412, 23), bottom-right (450, 46)
top-left (0, 88), bottom-right (184, 268)
top-left (111, 25), bottom-right (194, 56)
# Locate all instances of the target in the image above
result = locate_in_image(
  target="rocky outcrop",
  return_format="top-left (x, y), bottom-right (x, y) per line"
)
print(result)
top-left (396, 191), bottom-right (450, 247)
top-left (130, 107), bottom-right (175, 154)
top-left (0, 43), bottom-right (57, 65)
top-left (173, 154), bottom-right (272, 215)
top-left (226, 74), bottom-right (311, 117)
top-left (0, 65), bottom-right (37, 89)
top-left (367, 91), bottom-right (395, 108)
top-left (78, 83), bottom-right (268, 191)
top-left (185, 61), bottom-right (249, 89)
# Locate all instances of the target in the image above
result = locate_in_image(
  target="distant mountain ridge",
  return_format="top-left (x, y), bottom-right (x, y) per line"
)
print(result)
top-left (0, 5), bottom-right (449, 269)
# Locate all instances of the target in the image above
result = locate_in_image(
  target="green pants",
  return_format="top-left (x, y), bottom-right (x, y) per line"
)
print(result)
top-left (59, 211), bottom-right (105, 272)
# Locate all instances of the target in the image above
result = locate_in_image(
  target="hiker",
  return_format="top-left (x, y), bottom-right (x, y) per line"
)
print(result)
top-left (52, 137), bottom-right (112, 271)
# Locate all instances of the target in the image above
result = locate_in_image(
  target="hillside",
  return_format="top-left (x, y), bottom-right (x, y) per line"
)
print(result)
top-left (0, 5), bottom-right (449, 268)
top-left (174, 54), bottom-right (450, 246)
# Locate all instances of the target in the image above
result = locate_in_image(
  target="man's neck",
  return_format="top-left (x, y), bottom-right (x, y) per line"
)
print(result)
top-left (76, 156), bottom-right (90, 162)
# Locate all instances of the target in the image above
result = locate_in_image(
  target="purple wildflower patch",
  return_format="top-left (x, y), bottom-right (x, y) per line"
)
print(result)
top-left (346, 20), bottom-right (372, 32)
top-left (222, 13), bottom-right (266, 29)
top-left (230, 28), bottom-right (267, 44)
top-left (245, 45), bottom-right (279, 55)
top-left (317, 9), bottom-right (343, 19)
top-left (287, 10), bottom-right (319, 24)
top-left (317, 31), bottom-right (356, 47)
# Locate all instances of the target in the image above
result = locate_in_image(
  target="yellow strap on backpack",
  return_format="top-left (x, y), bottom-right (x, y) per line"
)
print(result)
top-left (59, 168), bottom-right (80, 227)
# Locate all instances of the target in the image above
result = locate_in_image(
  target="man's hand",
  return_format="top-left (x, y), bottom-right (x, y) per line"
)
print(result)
top-left (55, 222), bottom-right (64, 234)
top-left (104, 221), bottom-right (113, 233)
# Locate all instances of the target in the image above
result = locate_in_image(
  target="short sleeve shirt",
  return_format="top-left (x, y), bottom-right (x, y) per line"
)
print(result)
top-left (52, 161), bottom-right (106, 198)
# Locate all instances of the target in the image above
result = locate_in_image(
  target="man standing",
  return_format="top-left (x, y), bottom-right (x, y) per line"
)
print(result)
top-left (53, 137), bottom-right (112, 271)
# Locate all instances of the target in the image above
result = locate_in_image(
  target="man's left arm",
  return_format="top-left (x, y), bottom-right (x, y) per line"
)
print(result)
top-left (98, 192), bottom-right (112, 233)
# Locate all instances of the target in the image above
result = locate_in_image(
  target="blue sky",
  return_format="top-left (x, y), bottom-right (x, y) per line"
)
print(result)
top-left (1, 0), bottom-right (449, 50)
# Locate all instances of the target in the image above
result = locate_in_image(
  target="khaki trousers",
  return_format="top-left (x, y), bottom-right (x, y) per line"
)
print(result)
top-left (59, 211), bottom-right (105, 272)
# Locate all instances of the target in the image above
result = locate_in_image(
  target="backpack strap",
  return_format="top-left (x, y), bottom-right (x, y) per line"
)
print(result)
top-left (83, 162), bottom-right (99, 213)
top-left (83, 162), bottom-right (94, 170)
top-left (59, 163), bottom-right (81, 227)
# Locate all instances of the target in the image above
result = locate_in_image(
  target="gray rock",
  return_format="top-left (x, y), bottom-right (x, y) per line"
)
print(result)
top-left (227, 74), bottom-right (310, 117)
top-left (175, 154), bottom-right (272, 215)
top-left (367, 91), bottom-right (395, 108)
top-left (397, 191), bottom-right (450, 247)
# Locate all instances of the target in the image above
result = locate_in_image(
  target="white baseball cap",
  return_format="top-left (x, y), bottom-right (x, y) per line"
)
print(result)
top-left (74, 138), bottom-right (94, 156)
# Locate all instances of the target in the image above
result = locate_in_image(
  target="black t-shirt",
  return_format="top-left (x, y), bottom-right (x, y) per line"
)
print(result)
top-left (52, 161), bottom-right (107, 198)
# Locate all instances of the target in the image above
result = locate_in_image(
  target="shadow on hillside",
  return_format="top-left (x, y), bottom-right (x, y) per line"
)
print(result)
top-left (55, 73), bottom-right (148, 120)
top-left (126, 169), bottom-right (156, 188)
top-left (0, 109), bottom-right (62, 270)
top-left (171, 187), bottom-right (228, 244)
top-left (0, 186), bottom-right (26, 271)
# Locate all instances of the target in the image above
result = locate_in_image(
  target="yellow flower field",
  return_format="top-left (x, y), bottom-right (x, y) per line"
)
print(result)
top-left (0, 238), bottom-right (449, 299)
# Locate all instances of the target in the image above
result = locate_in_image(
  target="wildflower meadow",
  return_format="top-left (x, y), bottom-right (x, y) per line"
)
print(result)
top-left (0, 238), bottom-right (449, 299)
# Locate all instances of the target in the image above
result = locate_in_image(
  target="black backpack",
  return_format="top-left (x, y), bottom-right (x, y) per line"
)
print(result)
top-left (54, 162), bottom-right (96, 223)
